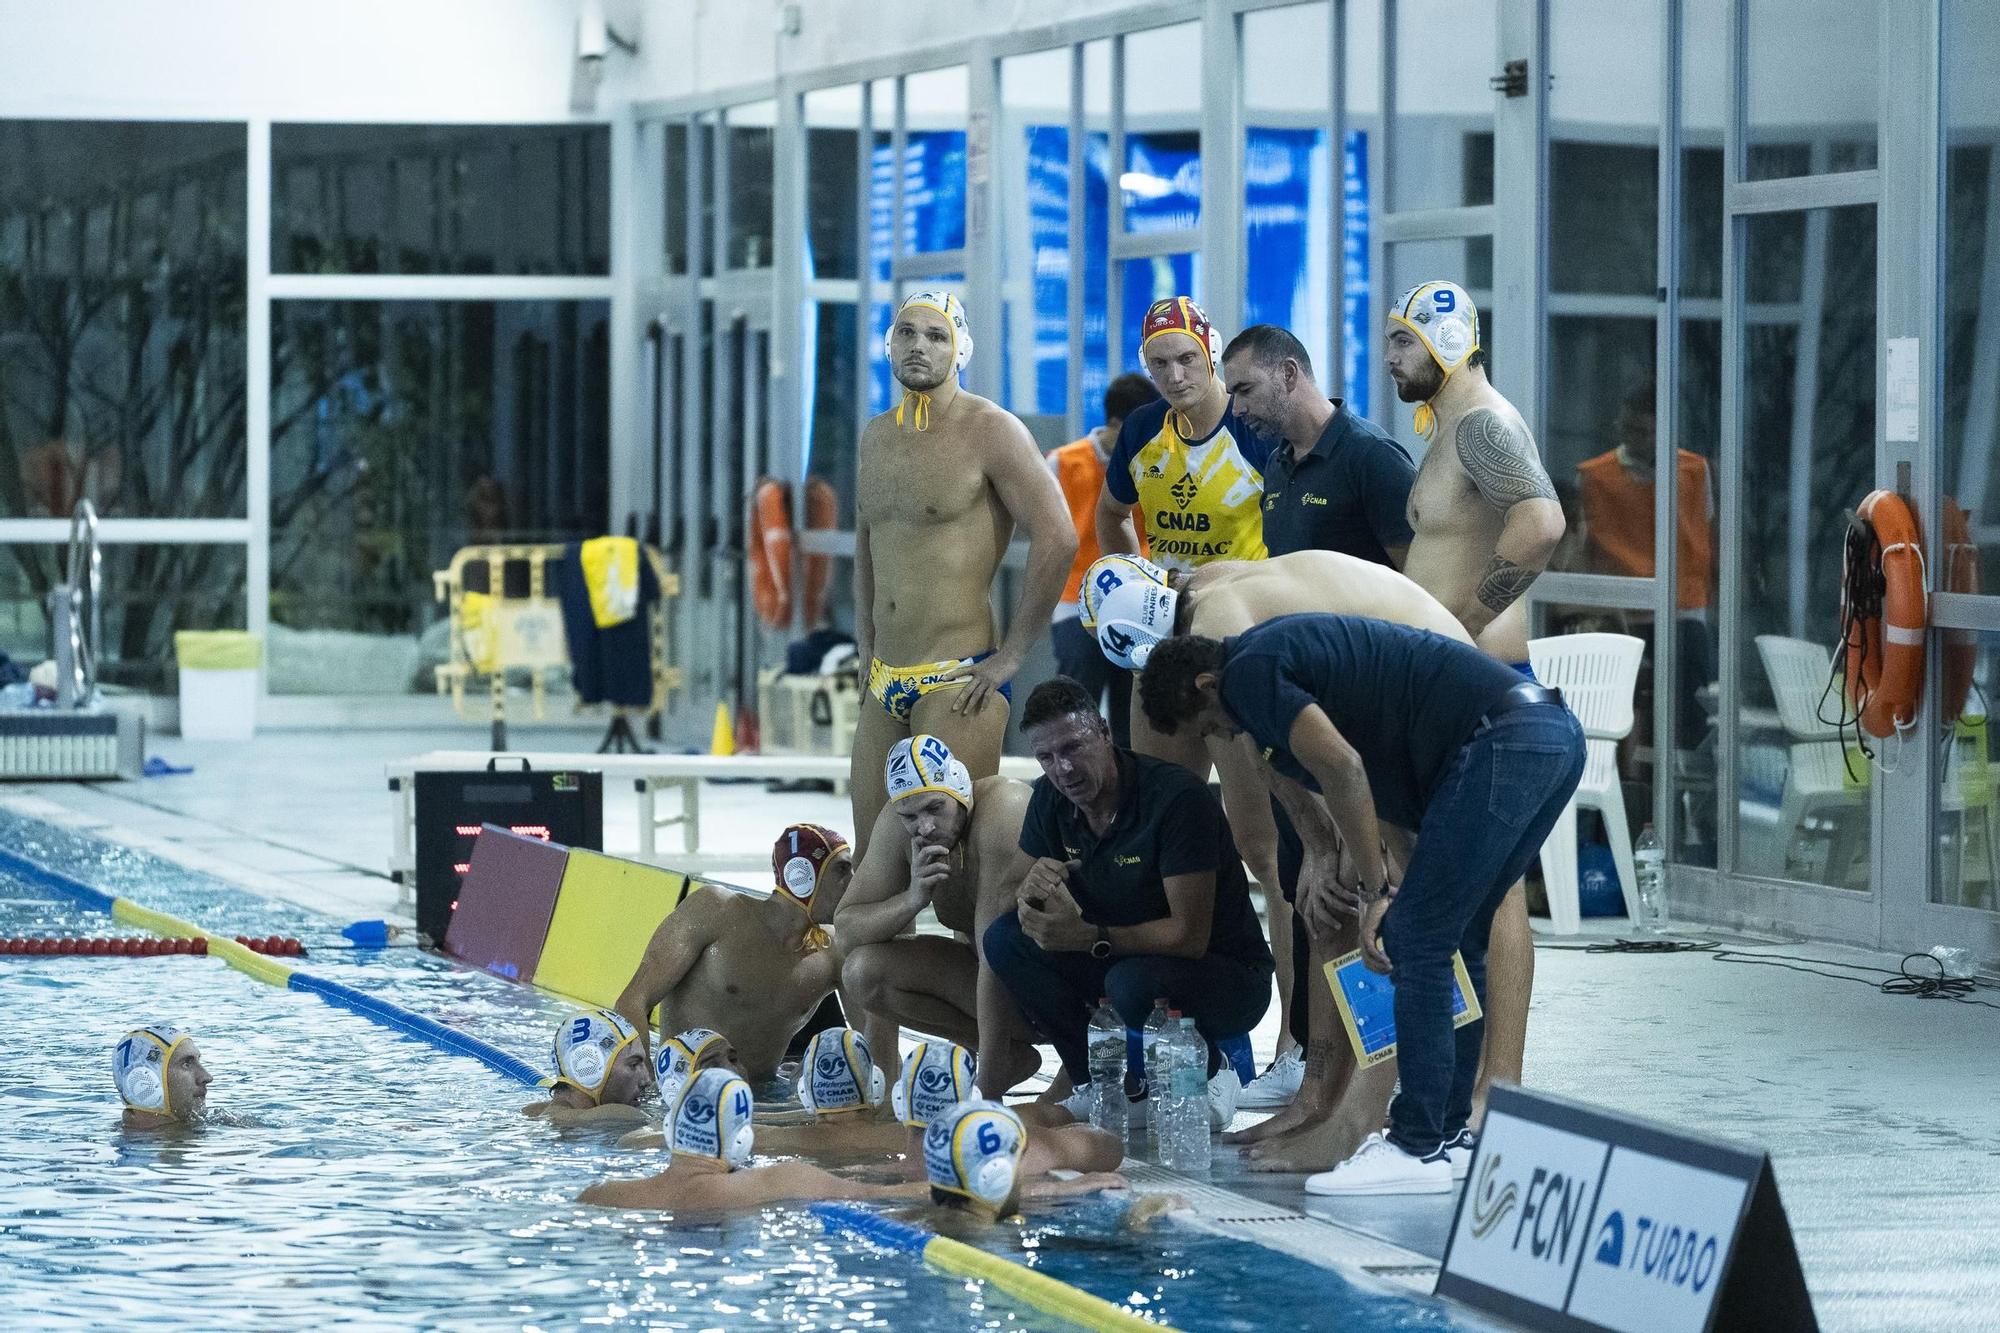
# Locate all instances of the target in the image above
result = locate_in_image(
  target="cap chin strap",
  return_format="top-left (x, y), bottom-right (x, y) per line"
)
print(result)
top-left (897, 390), bottom-right (934, 431)
top-left (781, 891), bottom-right (832, 953)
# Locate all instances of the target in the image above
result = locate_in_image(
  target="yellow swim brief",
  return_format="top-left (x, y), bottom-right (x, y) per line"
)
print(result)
top-left (867, 651), bottom-right (1011, 722)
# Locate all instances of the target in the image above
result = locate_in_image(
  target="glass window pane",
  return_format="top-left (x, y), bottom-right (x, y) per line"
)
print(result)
top-left (1243, 3), bottom-right (1333, 383)
top-left (904, 67), bottom-right (969, 254)
top-left (0, 121), bottom-right (247, 521)
top-left (1122, 22), bottom-right (1202, 233)
top-left (272, 124), bottom-right (607, 275)
top-left (724, 101), bottom-right (775, 271)
top-left (1082, 41), bottom-right (1113, 421)
top-left (1343, 0), bottom-right (1383, 412)
top-left (1119, 254), bottom-right (1202, 377)
top-left (1943, 0), bottom-right (2000, 606)
top-left (806, 302), bottom-right (858, 526)
top-left (1935, 633), bottom-right (2000, 912)
top-left (1380, 237), bottom-right (1494, 445)
top-left (1732, 206), bottom-right (1875, 887)
top-left (999, 48), bottom-right (1072, 421)
top-left (1744, 0), bottom-right (1877, 180)
top-left (663, 121), bottom-right (689, 276)
top-left (866, 80), bottom-right (895, 415)
top-left (805, 87), bottom-right (862, 281)
top-left (268, 300), bottom-right (610, 689)
top-left (1391, 0), bottom-right (1495, 211)
top-left (2, 543), bottom-right (246, 693)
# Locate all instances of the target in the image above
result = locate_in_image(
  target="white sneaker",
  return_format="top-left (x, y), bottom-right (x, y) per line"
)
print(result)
top-left (1058, 1086), bottom-right (1094, 1122)
top-left (1206, 1069), bottom-right (1242, 1131)
top-left (1237, 1048), bottom-right (1305, 1109)
top-left (1303, 1131), bottom-right (1453, 1196)
top-left (1443, 1128), bottom-right (1477, 1182)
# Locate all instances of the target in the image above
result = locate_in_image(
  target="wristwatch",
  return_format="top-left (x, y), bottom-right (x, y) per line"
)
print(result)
top-left (1089, 927), bottom-right (1112, 960)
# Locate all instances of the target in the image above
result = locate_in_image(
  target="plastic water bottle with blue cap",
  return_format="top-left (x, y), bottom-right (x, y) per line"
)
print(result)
top-left (1633, 823), bottom-right (1666, 933)
top-left (1141, 997), bottom-right (1172, 1147)
top-left (1087, 996), bottom-right (1127, 1140)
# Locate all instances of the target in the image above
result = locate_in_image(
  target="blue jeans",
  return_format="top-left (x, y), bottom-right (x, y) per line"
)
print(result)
top-left (1383, 703), bottom-right (1585, 1157)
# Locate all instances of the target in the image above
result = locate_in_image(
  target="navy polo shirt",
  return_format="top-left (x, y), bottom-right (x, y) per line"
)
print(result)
top-left (1019, 749), bottom-right (1271, 970)
top-left (1218, 613), bottom-right (1522, 829)
top-left (1260, 401), bottom-right (1416, 563)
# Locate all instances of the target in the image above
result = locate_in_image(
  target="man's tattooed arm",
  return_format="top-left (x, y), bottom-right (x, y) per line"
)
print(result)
top-left (1475, 553), bottom-right (1540, 618)
top-left (1454, 407), bottom-right (1564, 630)
top-left (1455, 409), bottom-right (1557, 510)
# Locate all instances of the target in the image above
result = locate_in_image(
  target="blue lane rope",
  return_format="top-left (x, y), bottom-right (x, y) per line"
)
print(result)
top-left (0, 843), bottom-right (119, 912)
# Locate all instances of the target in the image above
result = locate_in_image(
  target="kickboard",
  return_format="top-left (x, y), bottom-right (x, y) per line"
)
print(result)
top-left (1324, 948), bottom-right (1482, 1068)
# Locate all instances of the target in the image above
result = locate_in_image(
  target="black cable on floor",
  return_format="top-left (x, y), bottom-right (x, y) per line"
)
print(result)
top-left (1541, 934), bottom-right (2000, 1009)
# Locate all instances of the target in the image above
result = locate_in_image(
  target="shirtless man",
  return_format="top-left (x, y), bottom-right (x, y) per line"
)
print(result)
top-left (851, 289), bottom-right (1075, 857)
top-left (1090, 550), bottom-right (1470, 1170)
top-left (1389, 280), bottom-right (1565, 1121)
top-left (615, 823), bottom-right (854, 1083)
top-left (113, 1025), bottom-right (213, 1130)
top-left (833, 735), bottom-right (1040, 1093)
top-left (524, 1009), bottom-right (652, 1127)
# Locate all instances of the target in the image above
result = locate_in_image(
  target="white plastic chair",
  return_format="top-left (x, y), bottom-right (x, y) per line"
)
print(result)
top-left (1529, 632), bottom-right (1646, 934)
top-left (1751, 635), bottom-right (1865, 879)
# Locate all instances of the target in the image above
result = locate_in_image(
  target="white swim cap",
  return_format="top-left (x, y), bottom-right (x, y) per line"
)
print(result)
top-left (655, 1027), bottom-right (730, 1109)
top-left (924, 1099), bottom-right (1026, 1215)
top-left (884, 289), bottom-right (974, 373)
top-left (1093, 578), bottom-right (1181, 671)
top-left (797, 1027), bottom-right (887, 1117)
top-left (552, 1008), bottom-right (639, 1105)
top-left (671, 1067), bottom-right (756, 1170)
top-left (890, 1039), bottom-right (977, 1128)
top-left (1390, 281), bottom-right (1481, 438)
top-left (1079, 553), bottom-right (1170, 632)
top-left (885, 734), bottom-right (973, 811)
top-left (114, 1025), bottom-right (189, 1115)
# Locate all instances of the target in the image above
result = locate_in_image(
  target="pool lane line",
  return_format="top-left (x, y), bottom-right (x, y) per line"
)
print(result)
top-left (0, 841), bottom-right (550, 1090)
top-left (811, 1202), bottom-right (1179, 1333)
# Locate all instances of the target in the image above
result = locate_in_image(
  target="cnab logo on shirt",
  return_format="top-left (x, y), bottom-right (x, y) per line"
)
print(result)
top-left (1114, 854), bottom-right (1141, 866)
top-left (1301, 492), bottom-right (1328, 507)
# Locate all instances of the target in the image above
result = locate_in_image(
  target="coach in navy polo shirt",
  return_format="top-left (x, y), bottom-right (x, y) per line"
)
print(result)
top-left (982, 677), bottom-right (1271, 1121)
top-left (1221, 324), bottom-right (1416, 568)
top-left (1138, 614), bottom-right (1583, 1197)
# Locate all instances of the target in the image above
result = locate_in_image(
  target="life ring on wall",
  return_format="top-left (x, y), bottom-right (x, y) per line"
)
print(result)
top-left (801, 476), bottom-right (837, 629)
top-left (750, 477), bottom-right (794, 629)
top-left (750, 477), bottom-right (840, 630)
top-left (1940, 497), bottom-right (1979, 726)
top-left (1842, 489), bottom-right (1928, 739)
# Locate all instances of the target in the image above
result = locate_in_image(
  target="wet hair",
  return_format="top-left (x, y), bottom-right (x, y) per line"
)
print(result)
top-left (1221, 324), bottom-right (1314, 381)
top-left (1020, 676), bottom-right (1106, 734)
top-left (1466, 347), bottom-right (1486, 370)
top-left (1103, 372), bottom-right (1161, 427)
top-left (1137, 636), bottom-right (1227, 734)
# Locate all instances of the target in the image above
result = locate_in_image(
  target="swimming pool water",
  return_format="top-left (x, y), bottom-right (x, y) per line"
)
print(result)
top-left (0, 811), bottom-right (1491, 1331)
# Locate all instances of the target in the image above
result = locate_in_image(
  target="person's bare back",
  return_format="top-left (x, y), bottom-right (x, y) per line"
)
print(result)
top-left (1181, 550), bottom-right (1467, 643)
top-left (616, 888), bottom-right (840, 1082)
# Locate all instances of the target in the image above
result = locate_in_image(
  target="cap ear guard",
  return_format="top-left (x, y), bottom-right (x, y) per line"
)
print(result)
top-left (1093, 580), bottom-right (1178, 671)
top-left (114, 1026), bottom-right (186, 1115)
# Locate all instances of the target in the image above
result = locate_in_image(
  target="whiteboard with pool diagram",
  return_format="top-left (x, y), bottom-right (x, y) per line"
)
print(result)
top-left (1324, 949), bottom-right (1482, 1068)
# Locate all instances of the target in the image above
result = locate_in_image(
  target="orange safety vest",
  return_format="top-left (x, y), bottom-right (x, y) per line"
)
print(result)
top-left (1577, 449), bottom-right (1715, 611)
top-left (1050, 437), bottom-right (1148, 605)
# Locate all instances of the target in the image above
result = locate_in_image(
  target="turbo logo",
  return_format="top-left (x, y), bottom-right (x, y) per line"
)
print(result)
top-left (1591, 1209), bottom-right (1721, 1293)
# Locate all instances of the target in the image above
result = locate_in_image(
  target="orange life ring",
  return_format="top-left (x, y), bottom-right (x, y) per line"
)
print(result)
top-left (1843, 490), bottom-right (1927, 739)
top-left (750, 477), bottom-right (794, 630)
top-left (1941, 498), bottom-right (1979, 725)
top-left (801, 477), bottom-right (837, 628)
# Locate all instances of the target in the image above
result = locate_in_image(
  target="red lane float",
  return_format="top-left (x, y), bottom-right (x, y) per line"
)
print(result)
top-left (0, 934), bottom-right (289, 957)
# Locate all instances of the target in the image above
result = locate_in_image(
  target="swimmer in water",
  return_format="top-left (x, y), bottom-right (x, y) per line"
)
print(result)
top-left (578, 1067), bottom-right (933, 1212)
top-left (914, 1099), bottom-right (1128, 1228)
top-left (616, 1027), bottom-right (744, 1150)
top-left (114, 1026), bottom-right (212, 1130)
top-left (752, 1037), bottom-right (1122, 1178)
top-left (524, 1009), bottom-right (651, 1127)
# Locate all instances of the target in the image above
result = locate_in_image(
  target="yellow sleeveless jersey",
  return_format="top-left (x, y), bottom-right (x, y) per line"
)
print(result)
top-left (1104, 399), bottom-right (1274, 572)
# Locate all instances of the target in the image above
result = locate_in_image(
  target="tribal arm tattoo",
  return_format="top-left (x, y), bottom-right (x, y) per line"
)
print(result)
top-left (1475, 553), bottom-right (1540, 618)
top-left (1456, 408), bottom-right (1562, 625)
top-left (1455, 408), bottom-right (1556, 510)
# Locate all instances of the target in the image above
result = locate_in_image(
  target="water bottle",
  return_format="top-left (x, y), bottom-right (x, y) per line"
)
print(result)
top-left (1087, 997), bottom-right (1128, 1139)
top-left (1171, 1018), bottom-right (1212, 1173)
top-left (1141, 998), bottom-right (1172, 1145)
top-left (1153, 1019), bottom-right (1187, 1169)
top-left (1633, 823), bottom-right (1667, 933)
